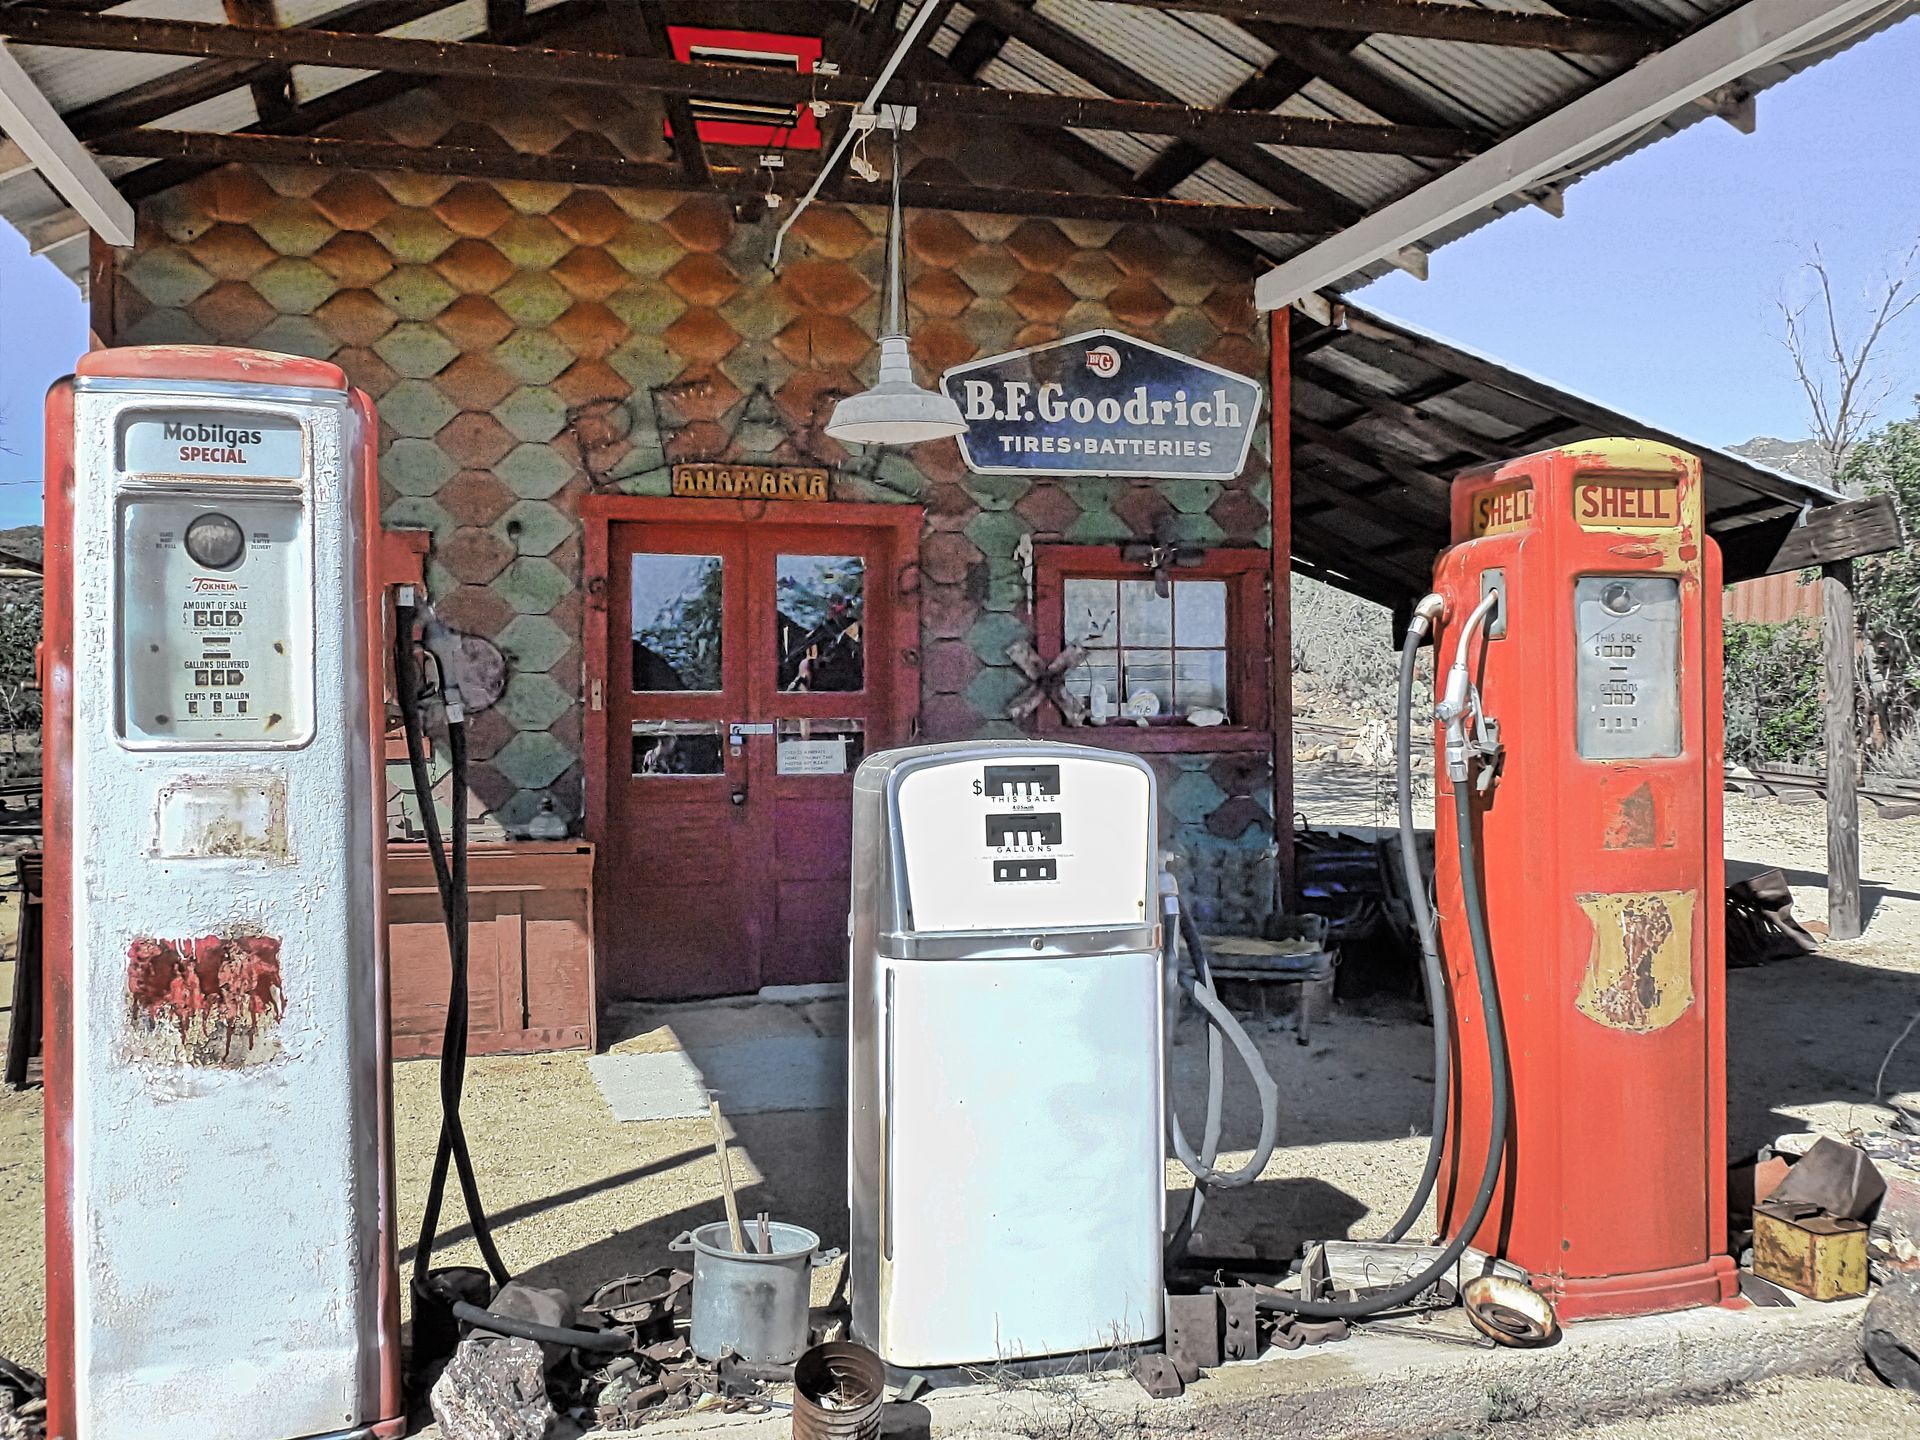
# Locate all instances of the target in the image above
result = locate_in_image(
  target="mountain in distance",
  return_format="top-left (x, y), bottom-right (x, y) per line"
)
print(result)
top-left (1729, 436), bottom-right (1830, 485)
top-left (0, 526), bottom-right (41, 566)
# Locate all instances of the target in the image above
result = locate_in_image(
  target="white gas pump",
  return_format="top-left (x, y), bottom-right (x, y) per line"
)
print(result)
top-left (847, 741), bottom-right (1165, 1370)
top-left (43, 347), bottom-right (401, 1440)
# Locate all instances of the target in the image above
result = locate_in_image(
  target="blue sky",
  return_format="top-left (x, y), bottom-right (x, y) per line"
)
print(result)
top-left (0, 17), bottom-right (1916, 530)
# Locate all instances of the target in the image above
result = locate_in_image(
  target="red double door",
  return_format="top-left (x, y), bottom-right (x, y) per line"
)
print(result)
top-left (598, 511), bottom-right (911, 1000)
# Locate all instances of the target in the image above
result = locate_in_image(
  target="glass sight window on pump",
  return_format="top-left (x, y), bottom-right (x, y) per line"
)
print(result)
top-left (117, 492), bottom-right (314, 748)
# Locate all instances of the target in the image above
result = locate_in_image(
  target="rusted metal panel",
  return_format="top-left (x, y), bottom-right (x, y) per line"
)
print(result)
top-left (124, 931), bottom-right (286, 1067)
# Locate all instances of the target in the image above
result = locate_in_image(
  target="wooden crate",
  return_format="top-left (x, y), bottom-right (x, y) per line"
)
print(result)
top-left (387, 841), bottom-right (596, 1059)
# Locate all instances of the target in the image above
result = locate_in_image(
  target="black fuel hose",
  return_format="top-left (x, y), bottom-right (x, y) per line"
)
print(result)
top-left (396, 598), bottom-right (510, 1288)
top-left (1382, 612), bottom-right (1449, 1245)
top-left (1258, 777), bottom-right (1510, 1319)
top-left (451, 1301), bottom-right (632, 1355)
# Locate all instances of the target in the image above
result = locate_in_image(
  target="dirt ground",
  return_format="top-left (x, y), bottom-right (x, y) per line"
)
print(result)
top-left (0, 759), bottom-right (1915, 1429)
top-left (1531, 1374), bottom-right (1920, 1439)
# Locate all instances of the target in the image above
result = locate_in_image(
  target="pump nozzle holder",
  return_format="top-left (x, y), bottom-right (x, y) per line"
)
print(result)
top-left (1438, 590), bottom-right (1502, 783)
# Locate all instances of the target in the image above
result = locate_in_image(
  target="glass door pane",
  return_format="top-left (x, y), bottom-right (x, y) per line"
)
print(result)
top-left (774, 552), bottom-right (865, 693)
top-left (631, 552), bottom-right (725, 692)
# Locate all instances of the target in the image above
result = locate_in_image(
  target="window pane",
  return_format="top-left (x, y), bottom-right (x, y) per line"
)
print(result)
top-left (1065, 653), bottom-right (1122, 717)
top-left (1120, 579), bottom-right (1173, 646)
top-left (777, 554), bottom-right (864, 692)
top-left (633, 721), bottom-right (725, 775)
top-left (632, 553), bottom-right (723, 692)
top-left (1065, 579), bottom-right (1119, 648)
top-left (1176, 651), bottom-right (1229, 717)
top-left (1120, 648), bottom-right (1174, 716)
top-left (1175, 580), bottom-right (1228, 648)
top-left (776, 718), bottom-right (866, 775)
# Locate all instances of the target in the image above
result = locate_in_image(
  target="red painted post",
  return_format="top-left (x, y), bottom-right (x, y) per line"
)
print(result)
top-left (1269, 306), bottom-right (1294, 912)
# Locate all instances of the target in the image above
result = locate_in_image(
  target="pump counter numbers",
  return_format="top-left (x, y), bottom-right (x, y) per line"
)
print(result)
top-left (114, 408), bottom-right (317, 747)
top-left (1574, 576), bottom-right (1683, 760)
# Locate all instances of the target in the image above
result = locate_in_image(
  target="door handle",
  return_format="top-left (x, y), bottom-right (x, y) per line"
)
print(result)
top-left (731, 787), bottom-right (747, 807)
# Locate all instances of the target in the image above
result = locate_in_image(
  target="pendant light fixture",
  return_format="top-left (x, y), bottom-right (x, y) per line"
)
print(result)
top-left (826, 116), bottom-right (969, 448)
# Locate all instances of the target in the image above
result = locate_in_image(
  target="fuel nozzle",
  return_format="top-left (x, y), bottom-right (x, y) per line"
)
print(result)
top-left (1435, 588), bottom-right (1502, 785)
top-left (420, 612), bottom-right (468, 725)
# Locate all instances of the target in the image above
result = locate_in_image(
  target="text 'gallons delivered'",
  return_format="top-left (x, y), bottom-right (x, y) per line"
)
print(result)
top-left (939, 330), bottom-right (1262, 481)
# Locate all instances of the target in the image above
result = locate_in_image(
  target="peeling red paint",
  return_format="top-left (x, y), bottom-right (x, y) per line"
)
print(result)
top-left (126, 933), bottom-right (285, 1067)
top-left (1604, 782), bottom-right (1659, 850)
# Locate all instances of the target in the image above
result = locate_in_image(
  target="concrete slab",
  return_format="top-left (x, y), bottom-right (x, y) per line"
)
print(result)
top-left (587, 1037), bottom-right (845, 1121)
top-left (605, 1297), bottom-right (1870, 1440)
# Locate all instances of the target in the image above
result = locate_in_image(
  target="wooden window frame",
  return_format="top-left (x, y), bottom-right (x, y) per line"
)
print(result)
top-left (1033, 544), bottom-right (1270, 753)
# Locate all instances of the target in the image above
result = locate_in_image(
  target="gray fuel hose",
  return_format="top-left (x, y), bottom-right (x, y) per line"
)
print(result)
top-left (1166, 908), bottom-right (1281, 1190)
top-left (1382, 605), bottom-right (1449, 1245)
top-left (1166, 907), bottom-right (1229, 1258)
top-left (1258, 777), bottom-right (1511, 1319)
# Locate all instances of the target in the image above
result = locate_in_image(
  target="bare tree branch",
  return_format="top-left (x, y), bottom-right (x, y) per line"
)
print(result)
top-left (1776, 241), bottom-right (1920, 486)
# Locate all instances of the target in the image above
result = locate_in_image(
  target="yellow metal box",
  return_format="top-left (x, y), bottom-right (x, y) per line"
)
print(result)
top-left (1752, 1200), bottom-right (1868, 1301)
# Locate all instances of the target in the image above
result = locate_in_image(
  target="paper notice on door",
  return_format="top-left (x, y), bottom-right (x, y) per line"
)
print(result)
top-left (777, 738), bottom-right (848, 775)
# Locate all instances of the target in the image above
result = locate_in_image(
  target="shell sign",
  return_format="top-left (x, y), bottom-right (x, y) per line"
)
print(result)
top-left (1573, 890), bottom-right (1697, 1033)
top-left (939, 330), bottom-right (1261, 481)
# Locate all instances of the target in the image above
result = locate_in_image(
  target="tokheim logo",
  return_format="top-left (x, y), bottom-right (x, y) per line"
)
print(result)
top-left (1084, 345), bottom-right (1121, 378)
top-left (190, 576), bottom-right (240, 593)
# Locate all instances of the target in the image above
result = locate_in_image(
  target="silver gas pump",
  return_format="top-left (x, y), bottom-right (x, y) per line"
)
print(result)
top-left (847, 741), bottom-right (1165, 1370)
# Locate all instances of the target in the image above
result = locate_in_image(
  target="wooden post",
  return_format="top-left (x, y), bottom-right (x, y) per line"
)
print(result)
top-left (1270, 306), bottom-right (1294, 914)
top-left (87, 230), bottom-right (114, 347)
top-left (1823, 559), bottom-right (1862, 941)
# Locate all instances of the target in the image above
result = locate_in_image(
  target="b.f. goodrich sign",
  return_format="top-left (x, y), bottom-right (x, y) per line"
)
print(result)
top-left (939, 330), bottom-right (1261, 481)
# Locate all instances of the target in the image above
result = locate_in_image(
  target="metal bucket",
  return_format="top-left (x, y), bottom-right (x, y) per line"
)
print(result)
top-left (669, 1221), bottom-right (832, 1364)
top-left (791, 1341), bottom-right (886, 1440)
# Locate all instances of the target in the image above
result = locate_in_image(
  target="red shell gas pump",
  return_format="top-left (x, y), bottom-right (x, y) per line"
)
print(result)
top-left (1431, 438), bottom-right (1738, 1321)
top-left (43, 346), bottom-right (402, 1440)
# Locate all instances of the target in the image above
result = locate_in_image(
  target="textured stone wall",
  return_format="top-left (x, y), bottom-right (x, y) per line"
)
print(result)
top-left (108, 75), bottom-right (1279, 930)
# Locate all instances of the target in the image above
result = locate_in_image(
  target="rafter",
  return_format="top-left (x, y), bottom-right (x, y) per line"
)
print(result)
top-left (1084, 0), bottom-right (1670, 55)
top-left (964, 0), bottom-right (1363, 226)
top-left (221, 0), bottom-right (294, 123)
top-left (61, 0), bottom-right (466, 140)
top-left (0, 8), bottom-right (1477, 163)
top-left (0, 38), bottom-right (133, 244)
top-left (608, 0), bottom-right (708, 187)
top-left (97, 127), bottom-right (1338, 231)
top-left (1255, 0), bottom-right (1897, 309)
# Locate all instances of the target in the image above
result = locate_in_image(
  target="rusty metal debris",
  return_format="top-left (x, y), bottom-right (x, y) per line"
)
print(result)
top-left (1219, 1286), bottom-right (1259, 1362)
top-left (791, 1341), bottom-right (885, 1440)
top-left (1164, 1292), bottom-right (1220, 1379)
top-left (581, 1269), bottom-right (692, 1347)
top-left (1461, 1276), bottom-right (1559, 1348)
top-left (1127, 1352), bottom-right (1184, 1400)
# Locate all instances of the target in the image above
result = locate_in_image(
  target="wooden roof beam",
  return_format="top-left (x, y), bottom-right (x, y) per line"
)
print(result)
top-left (610, 0), bottom-right (709, 188)
top-left (1255, 0), bottom-right (1901, 309)
top-left (97, 127), bottom-right (1337, 231)
top-left (0, 39), bottom-right (132, 245)
top-left (61, 0), bottom-right (473, 140)
top-left (0, 8), bottom-right (1479, 160)
top-left (1088, 0), bottom-right (1671, 56)
top-left (962, 0), bottom-right (1365, 225)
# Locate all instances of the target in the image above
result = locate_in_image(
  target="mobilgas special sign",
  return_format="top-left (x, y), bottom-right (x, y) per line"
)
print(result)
top-left (939, 330), bottom-right (1261, 480)
top-left (120, 411), bottom-right (306, 479)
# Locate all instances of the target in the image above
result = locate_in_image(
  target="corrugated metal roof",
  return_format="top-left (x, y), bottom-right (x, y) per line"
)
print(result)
top-left (0, 0), bottom-right (1911, 296)
top-left (1286, 300), bottom-right (1849, 605)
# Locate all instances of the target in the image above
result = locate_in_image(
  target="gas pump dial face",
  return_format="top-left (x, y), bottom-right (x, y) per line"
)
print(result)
top-left (117, 493), bottom-right (314, 748)
top-left (183, 512), bottom-right (246, 570)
